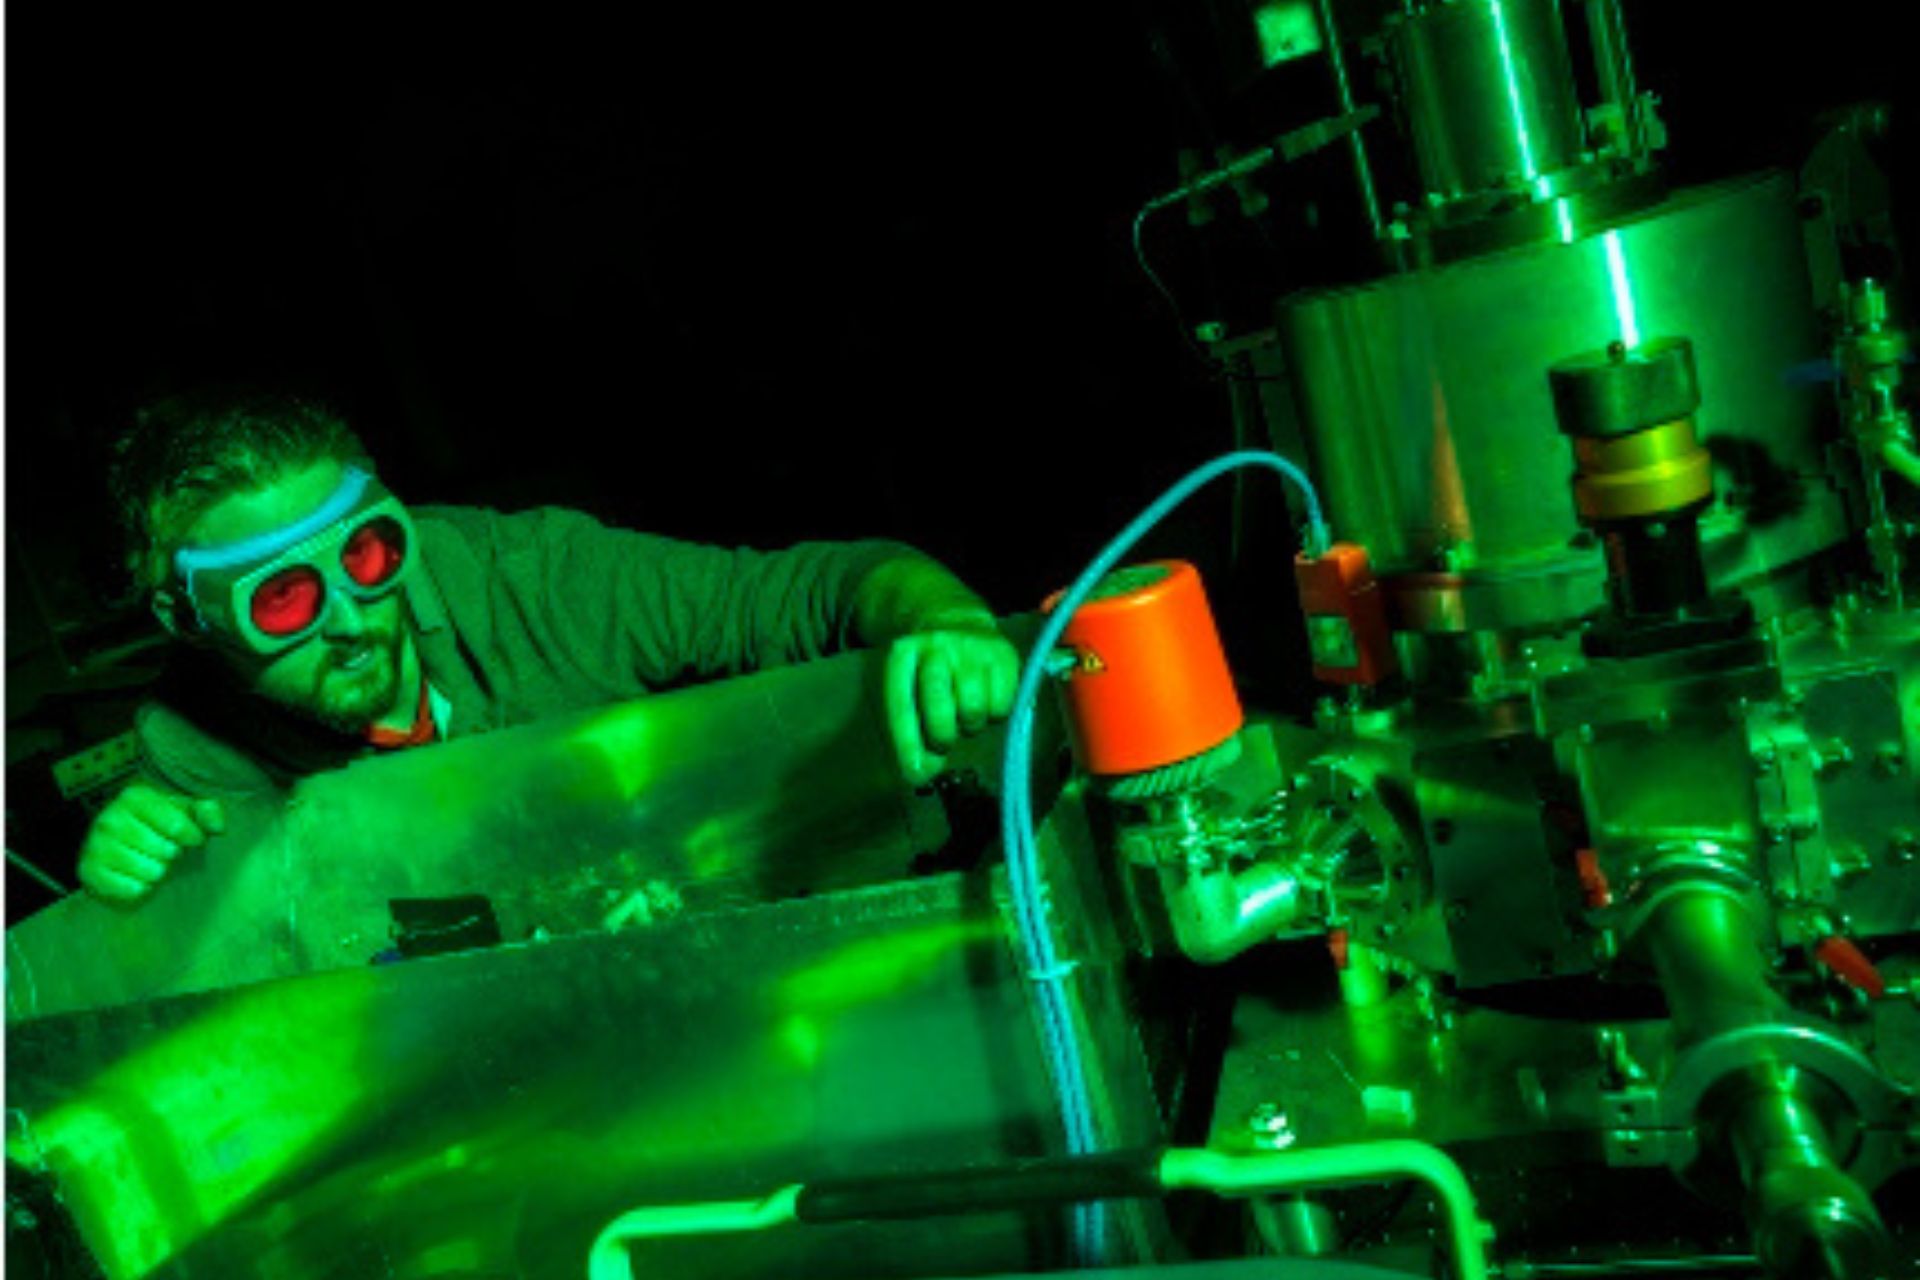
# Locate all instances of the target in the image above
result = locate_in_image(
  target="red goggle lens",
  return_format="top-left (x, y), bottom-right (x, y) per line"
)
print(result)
top-left (341, 517), bottom-right (407, 587)
top-left (249, 566), bottom-right (325, 637)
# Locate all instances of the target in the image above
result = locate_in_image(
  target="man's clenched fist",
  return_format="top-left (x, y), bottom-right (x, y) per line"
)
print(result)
top-left (78, 781), bottom-right (226, 902)
top-left (884, 628), bottom-right (1021, 786)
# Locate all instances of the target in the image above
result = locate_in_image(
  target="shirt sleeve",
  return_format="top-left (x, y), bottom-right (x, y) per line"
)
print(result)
top-left (132, 700), bottom-right (286, 798)
top-left (477, 506), bottom-right (915, 692)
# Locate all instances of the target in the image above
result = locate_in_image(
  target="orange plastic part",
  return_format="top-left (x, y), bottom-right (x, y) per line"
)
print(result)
top-left (1814, 936), bottom-right (1887, 999)
top-left (1573, 848), bottom-right (1612, 909)
top-left (1294, 543), bottom-right (1398, 687)
top-left (1043, 560), bottom-right (1244, 777)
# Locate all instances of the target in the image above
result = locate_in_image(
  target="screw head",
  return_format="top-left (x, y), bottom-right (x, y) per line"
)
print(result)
top-left (1245, 1103), bottom-right (1296, 1150)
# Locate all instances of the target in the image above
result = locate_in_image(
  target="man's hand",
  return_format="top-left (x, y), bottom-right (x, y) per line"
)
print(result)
top-left (853, 551), bottom-right (1023, 785)
top-left (884, 628), bottom-right (1021, 786)
top-left (78, 781), bottom-right (226, 902)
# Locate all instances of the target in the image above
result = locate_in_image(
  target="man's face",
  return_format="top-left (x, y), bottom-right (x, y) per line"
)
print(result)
top-left (179, 458), bottom-right (416, 733)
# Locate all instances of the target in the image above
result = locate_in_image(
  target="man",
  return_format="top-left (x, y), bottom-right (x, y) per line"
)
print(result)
top-left (79, 390), bottom-right (1022, 902)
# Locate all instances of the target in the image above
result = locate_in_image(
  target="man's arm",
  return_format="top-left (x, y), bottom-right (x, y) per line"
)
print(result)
top-left (851, 552), bottom-right (1022, 786)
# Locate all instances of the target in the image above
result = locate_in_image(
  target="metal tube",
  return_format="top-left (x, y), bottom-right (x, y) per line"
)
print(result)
top-left (1724, 1074), bottom-right (1891, 1280)
top-left (589, 1185), bottom-right (803, 1280)
top-left (1641, 890), bottom-right (1783, 1048)
top-left (1156, 860), bottom-right (1306, 964)
top-left (1159, 1143), bottom-right (1490, 1280)
top-left (1637, 889), bottom-right (1892, 1279)
top-left (1584, 0), bottom-right (1636, 115)
top-left (1315, 0), bottom-right (1386, 242)
top-left (591, 1144), bottom-right (1490, 1280)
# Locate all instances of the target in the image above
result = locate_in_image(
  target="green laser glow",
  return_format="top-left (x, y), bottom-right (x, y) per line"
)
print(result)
top-left (1488, 1), bottom-right (1540, 183)
top-left (1553, 198), bottom-right (1575, 244)
top-left (36, 979), bottom-right (375, 1279)
top-left (1603, 229), bottom-right (1641, 349)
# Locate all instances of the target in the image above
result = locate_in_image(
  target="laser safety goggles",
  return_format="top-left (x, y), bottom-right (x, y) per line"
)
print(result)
top-left (170, 466), bottom-right (417, 655)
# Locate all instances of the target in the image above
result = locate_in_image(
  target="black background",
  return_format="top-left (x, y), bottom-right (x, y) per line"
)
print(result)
top-left (5, 4), bottom-right (1916, 899)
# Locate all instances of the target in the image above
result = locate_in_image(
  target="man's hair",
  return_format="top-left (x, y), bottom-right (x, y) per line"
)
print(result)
top-left (110, 387), bottom-right (374, 593)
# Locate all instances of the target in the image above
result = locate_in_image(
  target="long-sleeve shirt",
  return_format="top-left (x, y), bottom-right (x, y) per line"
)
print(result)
top-left (135, 504), bottom-right (912, 796)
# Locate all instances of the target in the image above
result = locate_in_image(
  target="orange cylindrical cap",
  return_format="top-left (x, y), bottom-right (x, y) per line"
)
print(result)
top-left (1044, 560), bottom-right (1243, 776)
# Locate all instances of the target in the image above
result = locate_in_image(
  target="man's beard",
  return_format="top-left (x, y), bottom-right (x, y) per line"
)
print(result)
top-left (306, 627), bottom-right (406, 733)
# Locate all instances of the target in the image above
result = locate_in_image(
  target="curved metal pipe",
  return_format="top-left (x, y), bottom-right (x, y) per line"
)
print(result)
top-left (1161, 1143), bottom-right (1490, 1280)
top-left (589, 1184), bottom-right (803, 1280)
top-left (588, 1143), bottom-right (1492, 1280)
top-left (1157, 860), bottom-right (1308, 964)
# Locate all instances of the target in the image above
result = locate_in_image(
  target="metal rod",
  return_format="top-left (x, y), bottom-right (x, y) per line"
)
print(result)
top-left (6, 849), bottom-right (71, 897)
top-left (1315, 0), bottom-right (1386, 243)
top-left (1584, 0), bottom-right (1639, 152)
top-left (1502, 1256), bottom-right (1762, 1278)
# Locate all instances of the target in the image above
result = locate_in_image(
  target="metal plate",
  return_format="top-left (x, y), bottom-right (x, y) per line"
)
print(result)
top-left (7, 876), bottom-right (1065, 1280)
top-left (7, 645), bottom-right (951, 1021)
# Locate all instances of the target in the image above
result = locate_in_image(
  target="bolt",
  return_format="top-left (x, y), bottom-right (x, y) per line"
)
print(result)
top-left (1876, 743), bottom-right (1906, 777)
top-left (1753, 745), bottom-right (1778, 771)
top-left (1893, 830), bottom-right (1920, 862)
top-left (1246, 1103), bottom-right (1296, 1150)
top-left (1765, 822), bottom-right (1789, 846)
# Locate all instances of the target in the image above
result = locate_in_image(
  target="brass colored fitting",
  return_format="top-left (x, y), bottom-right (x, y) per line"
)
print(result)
top-left (1571, 417), bottom-right (1714, 520)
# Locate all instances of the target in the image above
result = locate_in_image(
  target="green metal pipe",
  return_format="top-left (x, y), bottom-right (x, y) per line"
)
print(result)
top-left (588, 1185), bottom-right (802, 1280)
top-left (1641, 889), bottom-right (1783, 1047)
top-left (586, 1142), bottom-right (1491, 1280)
top-left (1159, 1144), bottom-right (1490, 1280)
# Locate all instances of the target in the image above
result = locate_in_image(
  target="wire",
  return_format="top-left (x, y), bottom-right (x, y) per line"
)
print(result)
top-left (1131, 204), bottom-right (1293, 385)
top-left (999, 450), bottom-right (1327, 1267)
top-left (6, 850), bottom-right (71, 897)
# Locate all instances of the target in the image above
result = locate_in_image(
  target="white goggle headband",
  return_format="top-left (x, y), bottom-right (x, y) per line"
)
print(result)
top-left (171, 466), bottom-right (416, 655)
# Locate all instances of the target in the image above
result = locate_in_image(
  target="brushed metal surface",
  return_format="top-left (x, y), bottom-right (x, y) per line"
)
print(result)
top-left (7, 876), bottom-right (1064, 1280)
top-left (1277, 172), bottom-right (1845, 630)
top-left (6, 644), bottom-right (954, 1022)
